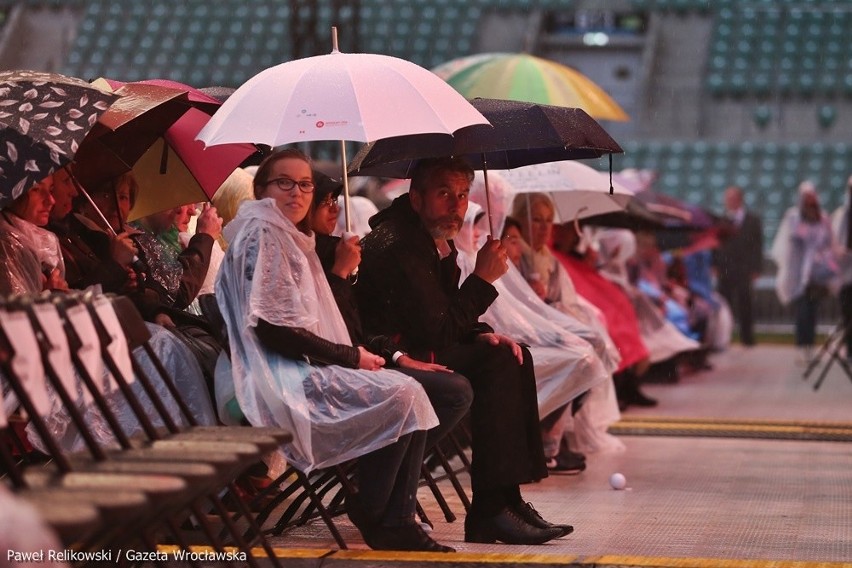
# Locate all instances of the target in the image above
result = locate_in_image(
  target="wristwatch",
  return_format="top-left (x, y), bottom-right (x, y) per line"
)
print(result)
top-left (392, 351), bottom-right (406, 364)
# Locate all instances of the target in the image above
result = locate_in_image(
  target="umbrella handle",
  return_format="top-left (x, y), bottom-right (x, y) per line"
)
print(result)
top-left (76, 185), bottom-right (118, 238)
top-left (342, 230), bottom-right (359, 279)
top-left (574, 207), bottom-right (590, 253)
top-left (340, 140), bottom-right (352, 234)
top-left (482, 164), bottom-right (495, 236)
top-left (74, 177), bottom-right (144, 271)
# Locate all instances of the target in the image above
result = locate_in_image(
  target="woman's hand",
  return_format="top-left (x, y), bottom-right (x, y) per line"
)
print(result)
top-left (196, 203), bottom-right (223, 240)
top-left (110, 230), bottom-right (139, 267)
top-left (357, 346), bottom-right (385, 370)
top-left (154, 313), bottom-right (176, 328)
top-left (332, 235), bottom-right (361, 278)
top-left (42, 268), bottom-right (68, 292)
top-left (122, 267), bottom-right (140, 292)
top-left (528, 277), bottom-right (547, 300)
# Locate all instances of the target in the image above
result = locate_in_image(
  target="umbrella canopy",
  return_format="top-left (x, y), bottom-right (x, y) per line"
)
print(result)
top-left (74, 81), bottom-right (194, 187)
top-left (612, 169), bottom-right (718, 231)
top-left (196, 49), bottom-right (488, 147)
top-left (0, 70), bottom-right (119, 208)
top-left (196, 35), bottom-right (489, 232)
top-left (198, 86), bottom-right (236, 103)
top-left (579, 198), bottom-right (666, 231)
top-left (497, 161), bottom-right (635, 222)
top-left (348, 98), bottom-right (623, 179)
top-left (432, 52), bottom-right (629, 122)
top-left (75, 79), bottom-right (256, 221)
top-left (634, 189), bottom-right (719, 231)
top-left (100, 77), bottom-right (223, 113)
top-left (127, 107), bottom-right (257, 221)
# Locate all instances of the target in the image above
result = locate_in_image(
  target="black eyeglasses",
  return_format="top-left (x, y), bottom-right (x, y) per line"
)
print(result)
top-left (317, 195), bottom-right (341, 209)
top-left (264, 177), bottom-right (315, 193)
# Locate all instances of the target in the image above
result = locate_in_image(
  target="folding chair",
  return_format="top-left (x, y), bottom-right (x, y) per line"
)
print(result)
top-left (2, 292), bottom-right (289, 565)
top-left (198, 292), bottom-right (362, 549)
top-left (802, 322), bottom-right (852, 391)
top-left (200, 292), bottom-right (478, 549)
top-left (0, 298), bottom-right (183, 555)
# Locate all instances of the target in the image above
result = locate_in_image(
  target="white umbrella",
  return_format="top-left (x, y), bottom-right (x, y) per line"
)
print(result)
top-left (197, 28), bottom-right (489, 231)
top-left (498, 160), bottom-right (633, 223)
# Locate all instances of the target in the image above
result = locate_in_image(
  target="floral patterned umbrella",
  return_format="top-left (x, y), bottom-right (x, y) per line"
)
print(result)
top-left (0, 70), bottom-right (119, 208)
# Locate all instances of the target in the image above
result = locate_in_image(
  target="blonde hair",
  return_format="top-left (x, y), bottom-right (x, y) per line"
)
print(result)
top-left (511, 192), bottom-right (554, 240)
top-left (213, 168), bottom-right (255, 229)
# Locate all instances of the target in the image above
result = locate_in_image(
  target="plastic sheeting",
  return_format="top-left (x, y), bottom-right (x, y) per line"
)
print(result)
top-left (456, 204), bottom-right (607, 418)
top-left (215, 198), bottom-right (436, 473)
top-left (20, 314), bottom-right (216, 455)
top-left (0, 212), bottom-right (63, 296)
top-left (772, 204), bottom-right (838, 305)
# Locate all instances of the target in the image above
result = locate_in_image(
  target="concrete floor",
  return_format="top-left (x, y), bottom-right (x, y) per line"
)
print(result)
top-left (266, 344), bottom-right (852, 567)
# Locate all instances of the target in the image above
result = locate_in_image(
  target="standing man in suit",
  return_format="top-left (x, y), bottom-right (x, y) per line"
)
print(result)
top-left (715, 185), bottom-right (764, 346)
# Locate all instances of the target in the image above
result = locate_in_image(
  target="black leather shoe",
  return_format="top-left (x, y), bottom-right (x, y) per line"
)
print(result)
top-left (465, 507), bottom-right (563, 545)
top-left (629, 388), bottom-right (658, 407)
top-left (345, 495), bottom-right (378, 547)
top-left (546, 452), bottom-right (586, 475)
top-left (370, 523), bottom-right (455, 552)
top-left (513, 501), bottom-right (573, 538)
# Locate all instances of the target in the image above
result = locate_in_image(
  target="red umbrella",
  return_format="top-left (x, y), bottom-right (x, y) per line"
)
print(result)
top-left (75, 80), bottom-right (257, 221)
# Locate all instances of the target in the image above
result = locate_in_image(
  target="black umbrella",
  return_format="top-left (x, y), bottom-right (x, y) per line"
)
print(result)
top-left (0, 70), bottom-right (119, 209)
top-left (580, 197), bottom-right (667, 232)
top-left (348, 98), bottom-right (622, 233)
top-left (350, 98), bottom-right (622, 177)
top-left (198, 86), bottom-right (236, 103)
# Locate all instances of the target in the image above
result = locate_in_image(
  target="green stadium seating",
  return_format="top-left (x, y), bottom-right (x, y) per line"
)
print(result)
top-left (600, 141), bottom-right (848, 251)
top-left (706, 4), bottom-right (852, 99)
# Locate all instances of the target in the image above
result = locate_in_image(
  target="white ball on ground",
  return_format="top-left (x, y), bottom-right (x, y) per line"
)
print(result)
top-left (610, 472), bottom-right (627, 490)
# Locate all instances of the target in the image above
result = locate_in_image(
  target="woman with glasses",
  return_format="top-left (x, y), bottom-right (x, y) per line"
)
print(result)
top-left (215, 149), bottom-right (453, 552)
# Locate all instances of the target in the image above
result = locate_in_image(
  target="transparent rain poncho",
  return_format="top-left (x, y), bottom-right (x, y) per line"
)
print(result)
top-left (830, 187), bottom-right (852, 286)
top-left (0, 208), bottom-right (215, 453)
top-left (19, 315), bottom-right (216, 455)
top-left (470, 173), bottom-right (621, 373)
top-left (215, 199), bottom-right (437, 473)
top-left (772, 190), bottom-right (839, 305)
top-left (0, 211), bottom-right (64, 296)
top-left (456, 203), bottom-right (607, 418)
top-left (597, 228), bottom-right (700, 363)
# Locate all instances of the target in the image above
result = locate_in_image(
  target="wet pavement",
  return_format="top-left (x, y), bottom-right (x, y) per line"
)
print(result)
top-left (264, 344), bottom-right (852, 568)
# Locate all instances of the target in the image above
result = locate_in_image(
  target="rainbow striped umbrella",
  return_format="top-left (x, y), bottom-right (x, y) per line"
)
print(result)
top-left (432, 52), bottom-right (629, 122)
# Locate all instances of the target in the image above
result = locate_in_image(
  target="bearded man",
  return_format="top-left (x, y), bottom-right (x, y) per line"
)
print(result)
top-left (356, 157), bottom-right (570, 545)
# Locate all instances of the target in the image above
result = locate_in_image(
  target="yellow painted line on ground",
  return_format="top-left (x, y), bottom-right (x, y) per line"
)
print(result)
top-left (617, 416), bottom-right (852, 429)
top-left (613, 422), bottom-right (852, 434)
top-left (159, 546), bottom-right (851, 567)
top-left (586, 556), bottom-right (852, 568)
top-left (610, 419), bottom-right (852, 441)
top-left (331, 549), bottom-right (579, 563)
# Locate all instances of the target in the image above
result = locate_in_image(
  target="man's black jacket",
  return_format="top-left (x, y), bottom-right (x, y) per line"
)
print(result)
top-left (355, 194), bottom-right (497, 360)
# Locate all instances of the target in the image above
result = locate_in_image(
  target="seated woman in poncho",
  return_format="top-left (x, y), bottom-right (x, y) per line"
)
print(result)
top-left (214, 148), bottom-right (451, 553)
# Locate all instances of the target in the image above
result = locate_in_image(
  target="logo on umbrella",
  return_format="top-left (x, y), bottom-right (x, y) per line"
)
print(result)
top-left (315, 120), bottom-right (348, 129)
